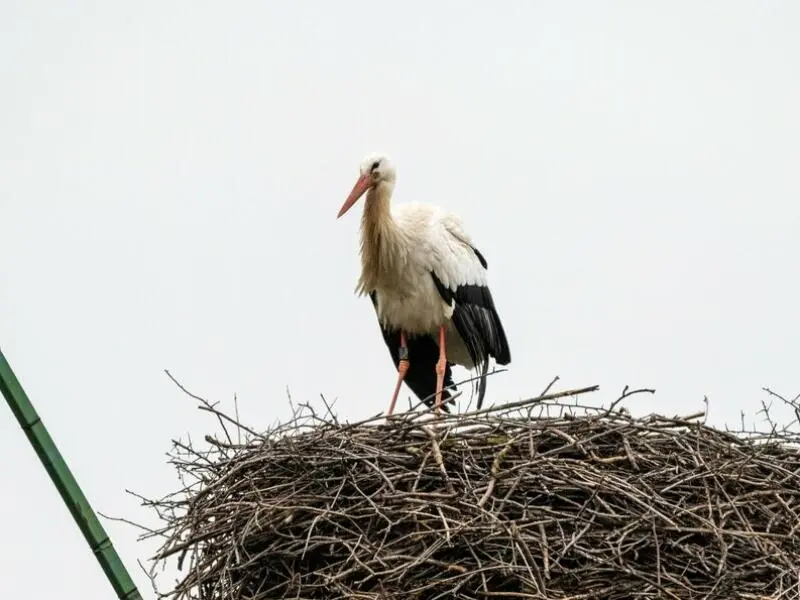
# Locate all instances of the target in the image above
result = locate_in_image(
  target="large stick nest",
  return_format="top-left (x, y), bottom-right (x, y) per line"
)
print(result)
top-left (139, 380), bottom-right (800, 600)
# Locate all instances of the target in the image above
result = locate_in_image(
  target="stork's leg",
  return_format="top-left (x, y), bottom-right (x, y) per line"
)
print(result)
top-left (387, 331), bottom-right (409, 416)
top-left (434, 325), bottom-right (447, 416)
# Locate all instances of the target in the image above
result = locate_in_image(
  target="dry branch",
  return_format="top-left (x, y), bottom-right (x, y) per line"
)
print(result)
top-left (136, 382), bottom-right (800, 600)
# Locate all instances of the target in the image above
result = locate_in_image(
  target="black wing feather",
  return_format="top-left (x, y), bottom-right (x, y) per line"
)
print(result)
top-left (471, 245), bottom-right (488, 269)
top-left (369, 292), bottom-right (457, 412)
top-left (430, 245), bottom-right (511, 408)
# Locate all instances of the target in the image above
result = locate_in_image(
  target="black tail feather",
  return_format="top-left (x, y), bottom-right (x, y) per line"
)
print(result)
top-left (475, 356), bottom-right (490, 410)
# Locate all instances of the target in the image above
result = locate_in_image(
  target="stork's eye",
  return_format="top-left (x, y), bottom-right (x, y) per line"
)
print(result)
top-left (370, 161), bottom-right (380, 171)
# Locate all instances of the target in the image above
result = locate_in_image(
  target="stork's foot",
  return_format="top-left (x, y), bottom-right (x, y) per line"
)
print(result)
top-left (387, 332), bottom-right (409, 417)
top-left (434, 325), bottom-right (447, 417)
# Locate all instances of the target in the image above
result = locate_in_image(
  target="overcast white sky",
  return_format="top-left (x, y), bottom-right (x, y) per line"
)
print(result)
top-left (1, 1), bottom-right (798, 598)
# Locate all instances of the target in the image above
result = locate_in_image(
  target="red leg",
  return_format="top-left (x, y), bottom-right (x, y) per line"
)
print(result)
top-left (434, 325), bottom-right (447, 417)
top-left (387, 331), bottom-right (409, 416)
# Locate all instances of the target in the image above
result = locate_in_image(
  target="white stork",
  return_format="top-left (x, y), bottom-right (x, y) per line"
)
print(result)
top-left (336, 153), bottom-right (511, 416)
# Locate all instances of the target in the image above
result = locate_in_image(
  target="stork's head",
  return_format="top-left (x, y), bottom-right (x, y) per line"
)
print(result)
top-left (336, 153), bottom-right (396, 219)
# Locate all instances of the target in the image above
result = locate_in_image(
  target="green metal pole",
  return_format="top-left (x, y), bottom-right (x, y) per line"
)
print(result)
top-left (0, 347), bottom-right (143, 600)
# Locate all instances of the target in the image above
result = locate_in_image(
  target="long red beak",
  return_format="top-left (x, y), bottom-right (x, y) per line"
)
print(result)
top-left (337, 173), bottom-right (373, 219)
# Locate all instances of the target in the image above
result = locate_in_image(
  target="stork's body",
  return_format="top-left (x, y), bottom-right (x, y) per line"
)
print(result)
top-left (337, 154), bottom-right (511, 415)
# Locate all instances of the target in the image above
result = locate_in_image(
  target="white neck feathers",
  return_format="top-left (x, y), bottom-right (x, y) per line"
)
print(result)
top-left (356, 182), bottom-right (407, 296)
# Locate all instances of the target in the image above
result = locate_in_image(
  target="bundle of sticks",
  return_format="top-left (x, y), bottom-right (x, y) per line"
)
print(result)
top-left (140, 382), bottom-right (800, 600)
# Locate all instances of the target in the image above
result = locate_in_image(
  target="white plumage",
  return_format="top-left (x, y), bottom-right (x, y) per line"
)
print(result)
top-left (337, 153), bottom-right (511, 415)
top-left (372, 202), bottom-right (486, 366)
